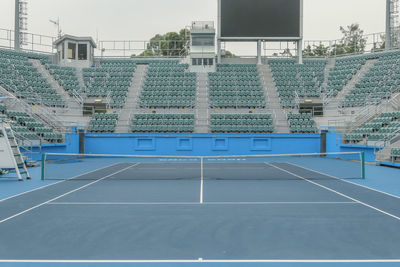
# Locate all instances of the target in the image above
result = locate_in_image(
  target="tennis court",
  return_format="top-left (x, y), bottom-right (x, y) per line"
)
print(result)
top-left (0, 153), bottom-right (400, 263)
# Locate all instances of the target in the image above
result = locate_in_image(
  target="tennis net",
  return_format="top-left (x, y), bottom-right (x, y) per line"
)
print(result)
top-left (41, 152), bottom-right (365, 181)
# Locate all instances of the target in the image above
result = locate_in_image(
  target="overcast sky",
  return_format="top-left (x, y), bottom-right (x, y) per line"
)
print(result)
top-left (0, 0), bottom-right (388, 55)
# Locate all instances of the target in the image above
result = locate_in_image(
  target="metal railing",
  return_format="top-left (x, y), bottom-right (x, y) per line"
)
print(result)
top-left (71, 89), bottom-right (84, 106)
top-left (375, 133), bottom-right (400, 162)
top-left (2, 27), bottom-right (400, 59)
top-left (13, 130), bottom-right (41, 161)
top-left (0, 28), bottom-right (56, 54)
top-left (0, 85), bottom-right (67, 133)
top-left (349, 93), bottom-right (400, 133)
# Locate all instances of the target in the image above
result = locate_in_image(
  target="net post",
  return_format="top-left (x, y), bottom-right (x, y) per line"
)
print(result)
top-left (41, 153), bottom-right (45, 180)
top-left (361, 152), bottom-right (365, 179)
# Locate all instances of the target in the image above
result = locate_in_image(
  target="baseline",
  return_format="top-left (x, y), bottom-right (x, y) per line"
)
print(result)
top-left (265, 162), bottom-right (400, 221)
top-left (286, 162), bottom-right (400, 199)
top-left (0, 162), bottom-right (125, 203)
top-left (1, 259), bottom-right (400, 263)
top-left (46, 201), bottom-right (358, 205)
top-left (0, 163), bottom-right (139, 224)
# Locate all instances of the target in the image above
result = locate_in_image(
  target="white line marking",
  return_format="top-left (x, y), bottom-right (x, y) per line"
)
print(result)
top-left (287, 162), bottom-right (400, 199)
top-left (46, 201), bottom-right (358, 205)
top-left (0, 163), bottom-right (124, 203)
top-left (0, 259), bottom-right (400, 263)
top-left (265, 162), bottom-right (400, 222)
top-left (0, 163), bottom-right (139, 224)
top-left (200, 157), bottom-right (204, 204)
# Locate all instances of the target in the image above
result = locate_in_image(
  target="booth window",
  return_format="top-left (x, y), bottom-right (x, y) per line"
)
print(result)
top-left (68, 43), bottom-right (76, 59)
top-left (62, 43), bottom-right (65, 59)
top-left (192, 58), bottom-right (203, 66)
top-left (192, 36), bottom-right (215, 46)
top-left (78, 44), bottom-right (87, 60)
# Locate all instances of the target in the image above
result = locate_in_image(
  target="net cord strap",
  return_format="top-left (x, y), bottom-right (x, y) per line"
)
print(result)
top-left (43, 152), bottom-right (363, 159)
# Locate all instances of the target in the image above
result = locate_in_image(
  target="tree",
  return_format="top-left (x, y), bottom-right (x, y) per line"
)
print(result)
top-left (133, 27), bottom-right (237, 58)
top-left (372, 34), bottom-right (386, 51)
top-left (303, 43), bottom-right (329, 57)
top-left (222, 50), bottom-right (237, 58)
top-left (312, 43), bottom-right (329, 57)
top-left (303, 45), bottom-right (314, 57)
top-left (280, 48), bottom-right (293, 57)
top-left (332, 23), bottom-right (367, 55)
top-left (131, 29), bottom-right (189, 57)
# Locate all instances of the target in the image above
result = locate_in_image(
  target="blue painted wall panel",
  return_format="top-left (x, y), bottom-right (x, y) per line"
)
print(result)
top-left (29, 130), bottom-right (80, 161)
top-left (26, 131), bottom-right (383, 163)
top-left (326, 132), bottom-right (379, 162)
top-left (83, 133), bottom-right (321, 156)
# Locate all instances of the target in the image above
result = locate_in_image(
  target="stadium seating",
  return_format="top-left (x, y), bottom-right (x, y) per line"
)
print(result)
top-left (83, 60), bottom-right (136, 109)
top-left (210, 114), bottom-right (274, 133)
top-left (325, 55), bottom-right (367, 97)
top-left (45, 64), bottom-right (81, 96)
top-left (131, 114), bottom-right (194, 133)
top-left (0, 107), bottom-right (63, 142)
top-left (287, 113), bottom-right (318, 133)
top-left (344, 111), bottom-right (400, 143)
top-left (0, 49), bottom-right (66, 107)
top-left (269, 59), bottom-right (326, 108)
top-left (391, 148), bottom-right (400, 161)
top-left (340, 50), bottom-right (400, 107)
top-left (87, 113), bottom-right (119, 133)
top-left (209, 64), bottom-right (265, 109)
top-left (139, 61), bottom-right (196, 108)
top-left (0, 104), bottom-right (6, 114)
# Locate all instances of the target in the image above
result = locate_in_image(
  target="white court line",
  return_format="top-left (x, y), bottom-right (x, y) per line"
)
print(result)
top-left (0, 163), bottom-right (139, 224)
top-left (286, 162), bottom-right (400, 199)
top-left (0, 259), bottom-right (400, 263)
top-left (265, 162), bottom-right (400, 222)
top-left (46, 201), bottom-right (357, 205)
top-left (0, 162), bottom-right (124, 203)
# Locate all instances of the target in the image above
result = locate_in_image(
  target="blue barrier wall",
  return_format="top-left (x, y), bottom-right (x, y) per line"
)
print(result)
top-left (326, 132), bottom-right (379, 162)
top-left (29, 128), bottom-right (80, 161)
top-left (29, 131), bottom-right (378, 161)
top-left (83, 133), bottom-right (321, 156)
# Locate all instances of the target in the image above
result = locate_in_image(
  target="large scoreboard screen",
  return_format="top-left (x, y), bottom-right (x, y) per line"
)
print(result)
top-left (220, 0), bottom-right (302, 39)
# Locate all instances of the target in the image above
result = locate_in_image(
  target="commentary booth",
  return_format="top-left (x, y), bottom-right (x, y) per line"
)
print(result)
top-left (54, 35), bottom-right (97, 68)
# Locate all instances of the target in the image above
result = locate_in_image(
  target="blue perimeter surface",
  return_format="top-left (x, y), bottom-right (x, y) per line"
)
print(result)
top-left (0, 158), bottom-right (400, 267)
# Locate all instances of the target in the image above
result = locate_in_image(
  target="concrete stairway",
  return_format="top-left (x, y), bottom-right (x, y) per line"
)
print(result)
top-left (321, 57), bottom-right (336, 91)
top-left (324, 59), bottom-right (379, 115)
top-left (376, 139), bottom-right (400, 162)
top-left (258, 64), bottom-right (290, 133)
top-left (29, 59), bottom-right (87, 126)
top-left (29, 59), bottom-right (69, 103)
top-left (115, 65), bottom-right (148, 133)
top-left (76, 68), bottom-right (85, 93)
top-left (194, 73), bottom-right (209, 133)
top-left (0, 85), bottom-right (68, 132)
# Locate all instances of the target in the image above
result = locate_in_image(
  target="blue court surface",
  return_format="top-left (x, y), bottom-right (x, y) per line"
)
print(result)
top-left (0, 158), bottom-right (400, 267)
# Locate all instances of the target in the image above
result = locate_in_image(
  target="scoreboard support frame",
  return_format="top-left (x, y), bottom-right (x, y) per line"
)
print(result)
top-left (217, 0), bottom-right (303, 64)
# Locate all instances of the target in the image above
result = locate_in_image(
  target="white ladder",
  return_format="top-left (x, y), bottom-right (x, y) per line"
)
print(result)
top-left (0, 122), bottom-right (30, 181)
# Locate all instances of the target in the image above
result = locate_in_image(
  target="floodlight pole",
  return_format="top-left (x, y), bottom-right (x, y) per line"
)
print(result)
top-left (386, 0), bottom-right (392, 50)
top-left (14, 0), bottom-right (20, 51)
top-left (257, 40), bottom-right (262, 65)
